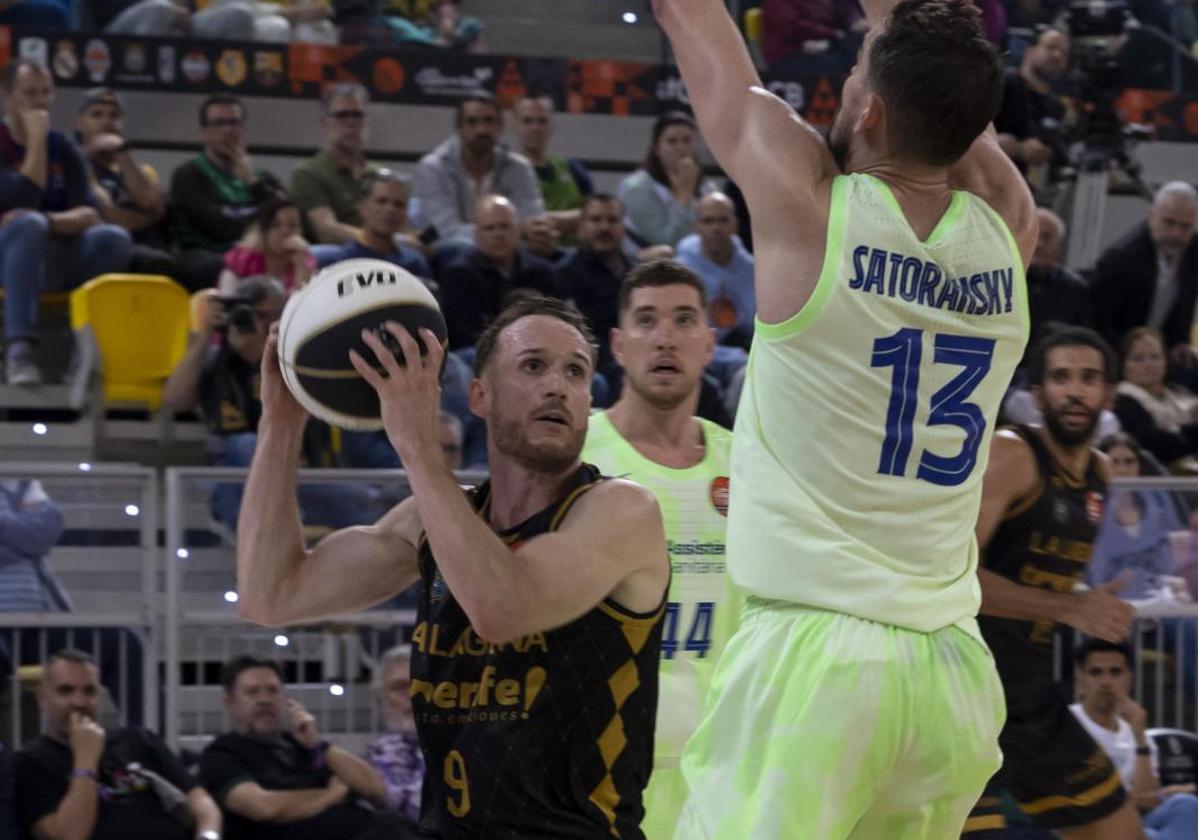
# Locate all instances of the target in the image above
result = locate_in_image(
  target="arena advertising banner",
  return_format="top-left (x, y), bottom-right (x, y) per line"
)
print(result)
top-left (4, 27), bottom-right (1197, 141)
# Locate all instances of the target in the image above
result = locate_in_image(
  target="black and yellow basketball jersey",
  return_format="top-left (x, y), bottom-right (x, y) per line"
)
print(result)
top-left (979, 425), bottom-right (1106, 694)
top-left (410, 464), bottom-right (666, 840)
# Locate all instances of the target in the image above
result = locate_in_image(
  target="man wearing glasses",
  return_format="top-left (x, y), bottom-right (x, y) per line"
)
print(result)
top-left (290, 83), bottom-right (391, 251)
top-left (169, 93), bottom-right (281, 291)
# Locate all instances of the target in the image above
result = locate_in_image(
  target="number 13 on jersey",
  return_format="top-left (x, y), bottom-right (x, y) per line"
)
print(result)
top-left (871, 328), bottom-right (996, 487)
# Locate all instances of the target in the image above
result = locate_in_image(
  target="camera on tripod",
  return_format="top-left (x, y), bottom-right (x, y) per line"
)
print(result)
top-left (1064, 0), bottom-right (1131, 149)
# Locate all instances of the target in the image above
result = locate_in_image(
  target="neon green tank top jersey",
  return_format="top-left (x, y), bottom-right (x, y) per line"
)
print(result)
top-left (582, 411), bottom-right (741, 762)
top-left (731, 173), bottom-right (1028, 635)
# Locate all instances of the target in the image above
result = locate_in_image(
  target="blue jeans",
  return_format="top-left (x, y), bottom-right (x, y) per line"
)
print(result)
top-left (209, 432), bottom-right (386, 530)
top-left (0, 215), bottom-right (132, 343)
top-left (1145, 792), bottom-right (1198, 840)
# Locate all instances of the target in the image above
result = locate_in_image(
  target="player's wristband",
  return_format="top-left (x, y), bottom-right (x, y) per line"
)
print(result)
top-left (1136, 746), bottom-right (1152, 756)
top-left (71, 768), bottom-right (98, 781)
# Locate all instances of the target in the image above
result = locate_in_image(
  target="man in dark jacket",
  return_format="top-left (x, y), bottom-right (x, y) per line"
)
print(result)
top-left (0, 59), bottom-right (131, 385)
top-left (439, 195), bottom-right (558, 350)
top-left (169, 94), bottom-right (281, 291)
top-left (1090, 181), bottom-right (1198, 361)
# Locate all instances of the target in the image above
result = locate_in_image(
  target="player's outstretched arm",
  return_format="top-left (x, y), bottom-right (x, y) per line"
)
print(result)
top-left (651, 0), bottom-right (834, 197)
top-left (236, 328), bottom-right (421, 627)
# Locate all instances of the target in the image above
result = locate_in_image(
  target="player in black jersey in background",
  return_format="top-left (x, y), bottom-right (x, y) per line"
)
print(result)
top-left (235, 295), bottom-right (670, 840)
top-left (964, 326), bottom-right (1145, 838)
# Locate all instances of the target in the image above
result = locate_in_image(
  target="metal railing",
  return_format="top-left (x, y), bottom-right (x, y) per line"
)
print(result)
top-left (4, 464), bottom-right (1198, 748)
top-left (0, 463), bottom-right (158, 746)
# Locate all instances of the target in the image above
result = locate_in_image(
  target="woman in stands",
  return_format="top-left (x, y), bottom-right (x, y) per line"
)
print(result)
top-left (618, 111), bottom-right (711, 249)
top-left (218, 195), bottom-right (315, 294)
top-left (364, 646), bottom-right (423, 828)
top-left (1113, 327), bottom-right (1198, 475)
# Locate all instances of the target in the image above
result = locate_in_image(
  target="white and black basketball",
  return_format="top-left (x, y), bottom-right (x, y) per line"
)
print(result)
top-left (276, 258), bottom-right (447, 430)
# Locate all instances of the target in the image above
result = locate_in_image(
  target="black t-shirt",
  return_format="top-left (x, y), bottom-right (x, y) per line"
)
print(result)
top-left (13, 728), bottom-right (194, 840)
top-left (199, 732), bottom-right (374, 840)
top-left (199, 345), bottom-right (261, 437)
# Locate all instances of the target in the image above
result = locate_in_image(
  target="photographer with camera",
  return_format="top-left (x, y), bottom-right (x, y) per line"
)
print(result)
top-left (162, 277), bottom-right (381, 530)
top-left (996, 26), bottom-right (1071, 180)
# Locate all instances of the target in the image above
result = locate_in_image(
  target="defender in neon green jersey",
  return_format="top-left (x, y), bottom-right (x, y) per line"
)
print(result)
top-left (581, 261), bottom-right (741, 839)
top-left (652, 0), bottom-right (1039, 836)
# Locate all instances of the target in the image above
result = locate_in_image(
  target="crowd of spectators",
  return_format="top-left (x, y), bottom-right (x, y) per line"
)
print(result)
top-left (0, 647), bottom-right (423, 840)
top-left (3, 7), bottom-right (1198, 838)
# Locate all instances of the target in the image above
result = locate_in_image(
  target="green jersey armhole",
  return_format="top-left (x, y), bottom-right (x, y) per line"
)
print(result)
top-left (754, 175), bottom-right (848, 341)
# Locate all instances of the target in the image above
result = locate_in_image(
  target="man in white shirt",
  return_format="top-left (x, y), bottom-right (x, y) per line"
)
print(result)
top-left (1072, 639), bottom-right (1198, 839)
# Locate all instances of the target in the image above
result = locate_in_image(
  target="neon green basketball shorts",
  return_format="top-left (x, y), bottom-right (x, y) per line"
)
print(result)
top-left (673, 598), bottom-right (1006, 840)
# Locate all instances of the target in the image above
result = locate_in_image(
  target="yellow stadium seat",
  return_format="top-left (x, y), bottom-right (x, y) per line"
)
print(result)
top-left (70, 274), bottom-right (191, 411)
top-left (744, 7), bottom-right (764, 46)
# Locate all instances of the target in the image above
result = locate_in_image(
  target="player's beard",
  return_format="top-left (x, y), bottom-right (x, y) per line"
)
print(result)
top-left (1043, 400), bottom-right (1101, 447)
top-left (491, 414), bottom-right (584, 475)
top-left (627, 369), bottom-right (697, 413)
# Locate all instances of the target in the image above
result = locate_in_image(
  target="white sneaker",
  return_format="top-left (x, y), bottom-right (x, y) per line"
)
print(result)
top-left (5, 345), bottom-right (43, 386)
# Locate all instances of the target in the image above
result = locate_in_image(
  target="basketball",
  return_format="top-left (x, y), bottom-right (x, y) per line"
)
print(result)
top-left (276, 258), bottom-right (447, 431)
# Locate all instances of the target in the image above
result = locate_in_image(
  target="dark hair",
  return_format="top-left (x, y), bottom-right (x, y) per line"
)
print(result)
top-left (473, 295), bottom-right (597, 377)
top-left (618, 259), bottom-right (708, 317)
top-left (580, 192), bottom-right (624, 216)
top-left (0, 57), bottom-right (48, 93)
top-left (1120, 326), bottom-right (1164, 368)
top-left (47, 648), bottom-right (96, 668)
top-left (1074, 638), bottom-right (1134, 671)
top-left (221, 655), bottom-right (283, 695)
top-left (644, 111), bottom-right (698, 190)
top-left (252, 194), bottom-right (298, 235)
top-left (199, 93), bottom-right (245, 126)
top-left (1027, 326), bottom-right (1118, 386)
top-left (455, 91), bottom-right (501, 127)
top-left (1097, 432), bottom-right (1141, 458)
top-left (867, 0), bottom-right (1003, 166)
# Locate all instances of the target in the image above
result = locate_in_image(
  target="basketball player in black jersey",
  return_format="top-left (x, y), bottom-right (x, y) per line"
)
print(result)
top-left (236, 295), bottom-right (671, 840)
top-left (964, 325), bottom-right (1145, 839)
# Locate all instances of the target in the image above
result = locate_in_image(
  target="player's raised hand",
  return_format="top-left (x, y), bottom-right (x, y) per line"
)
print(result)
top-left (350, 322), bottom-right (445, 468)
top-left (1064, 572), bottom-right (1136, 642)
top-left (260, 322), bottom-right (309, 432)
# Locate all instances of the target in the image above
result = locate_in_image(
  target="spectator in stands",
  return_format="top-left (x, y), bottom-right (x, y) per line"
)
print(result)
top-left (1099, 431), bottom-right (1167, 477)
top-left (412, 92), bottom-right (547, 255)
top-left (1114, 327), bottom-right (1198, 474)
top-left (676, 192), bottom-right (755, 350)
top-left (74, 87), bottom-right (177, 279)
top-left (218, 196), bottom-right (315, 294)
top-left (0, 478), bottom-right (66, 613)
top-left (0, 58), bottom-right (132, 386)
top-left (13, 649), bottom-right (222, 840)
top-left (241, 0), bottom-right (336, 43)
top-left (1091, 182), bottom-right (1198, 366)
top-left (290, 83), bottom-right (383, 247)
top-left (760, 0), bottom-right (869, 74)
top-left (200, 656), bottom-right (403, 840)
top-left (163, 280), bottom-right (382, 529)
top-left (374, 0), bottom-right (484, 50)
top-left (439, 195), bottom-right (557, 350)
top-left (555, 194), bottom-right (631, 385)
top-left (995, 27), bottom-right (1070, 177)
top-left (364, 646), bottom-right (422, 825)
top-left (618, 111), bottom-right (709, 250)
top-left (95, 0), bottom-right (255, 38)
top-left (170, 93), bottom-right (283, 292)
top-left (512, 95), bottom-right (593, 242)
top-left (1023, 208), bottom-right (1093, 365)
top-left (312, 170), bottom-right (431, 279)
top-left (0, 0), bottom-right (70, 28)
top-left (1071, 640), bottom-right (1198, 837)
